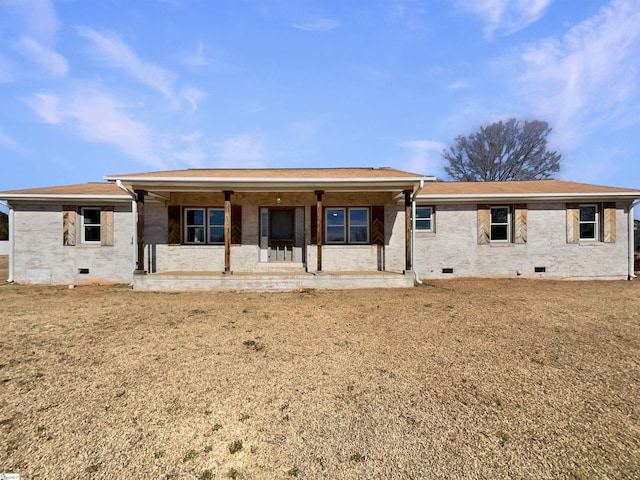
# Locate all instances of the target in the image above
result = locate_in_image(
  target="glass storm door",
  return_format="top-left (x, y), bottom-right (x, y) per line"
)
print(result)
top-left (269, 209), bottom-right (295, 261)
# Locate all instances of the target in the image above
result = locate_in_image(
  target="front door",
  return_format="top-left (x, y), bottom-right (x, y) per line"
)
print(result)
top-left (259, 207), bottom-right (304, 263)
top-left (269, 209), bottom-right (294, 261)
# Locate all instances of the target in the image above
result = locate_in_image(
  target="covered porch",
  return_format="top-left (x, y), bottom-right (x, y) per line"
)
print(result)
top-left (105, 168), bottom-right (431, 290)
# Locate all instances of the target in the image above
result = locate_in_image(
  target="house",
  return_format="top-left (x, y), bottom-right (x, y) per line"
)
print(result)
top-left (414, 180), bottom-right (640, 280)
top-left (1, 168), bottom-right (638, 290)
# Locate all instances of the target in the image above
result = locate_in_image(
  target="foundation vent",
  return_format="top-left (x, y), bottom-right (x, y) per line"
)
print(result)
top-left (534, 267), bottom-right (546, 273)
top-left (442, 268), bottom-right (454, 274)
top-left (78, 268), bottom-right (90, 274)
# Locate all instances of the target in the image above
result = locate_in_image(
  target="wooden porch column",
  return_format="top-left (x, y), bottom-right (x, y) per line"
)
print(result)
top-left (135, 190), bottom-right (146, 273)
top-left (224, 191), bottom-right (233, 274)
top-left (404, 189), bottom-right (412, 272)
top-left (315, 190), bottom-right (324, 273)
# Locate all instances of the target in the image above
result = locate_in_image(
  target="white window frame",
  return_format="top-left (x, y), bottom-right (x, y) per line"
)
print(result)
top-left (325, 207), bottom-right (370, 244)
top-left (579, 204), bottom-right (599, 241)
top-left (184, 207), bottom-right (225, 245)
top-left (490, 206), bottom-right (511, 243)
top-left (415, 206), bottom-right (433, 232)
top-left (81, 207), bottom-right (101, 244)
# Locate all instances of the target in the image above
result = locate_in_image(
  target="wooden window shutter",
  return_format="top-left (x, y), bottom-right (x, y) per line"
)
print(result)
top-left (514, 204), bottom-right (527, 244)
top-left (231, 205), bottom-right (242, 244)
top-left (371, 205), bottom-right (385, 245)
top-left (477, 205), bottom-right (490, 245)
top-left (167, 205), bottom-right (181, 244)
top-left (566, 203), bottom-right (579, 244)
top-left (100, 206), bottom-right (114, 246)
top-left (603, 202), bottom-right (616, 243)
top-left (310, 205), bottom-right (318, 245)
top-left (63, 205), bottom-right (77, 246)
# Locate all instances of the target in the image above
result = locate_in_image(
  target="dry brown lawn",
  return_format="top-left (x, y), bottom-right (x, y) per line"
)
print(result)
top-left (1, 278), bottom-right (639, 479)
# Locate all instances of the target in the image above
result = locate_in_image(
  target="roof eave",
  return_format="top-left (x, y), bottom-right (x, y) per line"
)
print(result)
top-left (1, 194), bottom-right (132, 202)
top-left (105, 176), bottom-right (434, 192)
top-left (416, 192), bottom-right (640, 203)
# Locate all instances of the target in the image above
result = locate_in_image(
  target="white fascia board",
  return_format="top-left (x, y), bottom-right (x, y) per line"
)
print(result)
top-left (416, 192), bottom-right (640, 203)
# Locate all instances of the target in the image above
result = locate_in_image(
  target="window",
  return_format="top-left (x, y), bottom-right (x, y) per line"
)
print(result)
top-left (349, 208), bottom-right (369, 243)
top-left (81, 207), bottom-right (101, 243)
top-left (579, 204), bottom-right (598, 240)
top-left (184, 208), bottom-right (225, 244)
top-left (325, 207), bottom-right (370, 244)
top-left (490, 206), bottom-right (510, 242)
top-left (415, 206), bottom-right (433, 231)
top-left (209, 209), bottom-right (225, 243)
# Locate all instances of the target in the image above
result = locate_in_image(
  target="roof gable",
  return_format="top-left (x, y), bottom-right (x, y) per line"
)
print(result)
top-left (105, 167), bottom-right (426, 180)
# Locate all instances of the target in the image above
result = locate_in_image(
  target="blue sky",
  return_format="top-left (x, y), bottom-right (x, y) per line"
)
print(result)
top-left (1, 0), bottom-right (640, 198)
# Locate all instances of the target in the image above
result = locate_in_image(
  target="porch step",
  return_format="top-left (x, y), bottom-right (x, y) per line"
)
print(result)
top-left (251, 262), bottom-right (307, 273)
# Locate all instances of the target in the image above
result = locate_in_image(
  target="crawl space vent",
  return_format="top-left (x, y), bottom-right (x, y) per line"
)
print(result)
top-left (534, 267), bottom-right (546, 273)
top-left (78, 268), bottom-right (90, 274)
top-left (442, 268), bottom-right (454, 274)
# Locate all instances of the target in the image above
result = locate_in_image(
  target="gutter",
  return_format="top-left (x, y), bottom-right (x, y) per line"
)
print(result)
top-left (116, 181), bottom-right (139, 285)
top-left (415, 192), bottom-right (640, 203)
top-left (628, 200), bottom-right (640, 280)
top-left (105, 175), bottom-right (435, 184)
top-left (411, 180), bottom-right (425, 285)
top-left (0, 200), bottom-right (14, 283)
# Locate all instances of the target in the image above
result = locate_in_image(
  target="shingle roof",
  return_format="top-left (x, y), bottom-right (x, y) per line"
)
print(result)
top-left (0, 182), bottom-right (127, 196)
top-left (417, 180), bottom-right (640, 197)
top-left (106, 167), bottom-right (425, 180)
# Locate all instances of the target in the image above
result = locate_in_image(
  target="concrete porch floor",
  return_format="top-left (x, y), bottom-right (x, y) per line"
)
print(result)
top-left (133, 270), bottom-right (415, 291)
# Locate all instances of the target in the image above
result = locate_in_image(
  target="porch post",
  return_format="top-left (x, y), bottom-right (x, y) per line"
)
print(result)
top-left (404, 189), bottom-right (412, 272)
top-left (224, 191), bottom-right (232, 274)
top-left (135, 190), bottom-right (146, 273)
top-left (315, 190), bottom-right (323, 273)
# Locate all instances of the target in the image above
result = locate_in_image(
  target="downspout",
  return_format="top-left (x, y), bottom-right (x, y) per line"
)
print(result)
top-left (0, 200), bottom-right (14, 283)
top-left (411, 180), bottom-right (425, 285)
top-left (116, 180), bottom-right (138, 284)
top-left (628, 200), bottom-right (640, 280)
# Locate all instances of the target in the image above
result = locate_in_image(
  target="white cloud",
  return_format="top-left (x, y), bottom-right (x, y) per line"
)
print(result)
top-left (27, 93), bottom-right (61, 123)
top-left (1, 0), bottom-right (58, 43)
top-left (292, 18), bottom-right (339, 32)
top-left (182, 41), bottom-right (208, 67)
top-left (75, 26), bottom-right (177, 102)
top-left (13, 36), bottom-right (68, 77)
top-left (27, 90), bottom-right (165, 168)
top-left (0, 128), bottom-right (18, 150)
top-left (174, 145), bottom-right (206, 167)
top-left (448, 80), bottom-right (471, 89)
top-left (398, 140), bottom-right (447, 177)
top-left (213, 135), bottom-right (266, 167)
top-left (180, 85), bottom-right (206, 111)
top-left (457, 0), bottom-right (552, 38)
top-left (519, 0), bottom-right (640, 149)
top-left (389, 1), bottom-right (428, 31)
top-left (181, 130), bottom-right (203, 143)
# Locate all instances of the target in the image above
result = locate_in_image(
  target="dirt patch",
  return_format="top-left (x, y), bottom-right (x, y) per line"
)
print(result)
top-left (1, 279), bottom-right (639, 479)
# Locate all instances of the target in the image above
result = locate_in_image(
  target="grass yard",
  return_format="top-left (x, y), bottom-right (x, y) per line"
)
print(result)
top-left (0, 278), bottom-right (639, 479)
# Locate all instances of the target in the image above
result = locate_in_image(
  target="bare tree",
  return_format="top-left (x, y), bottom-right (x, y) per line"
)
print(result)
top-left (442, 118), bottom-right (561, 181)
